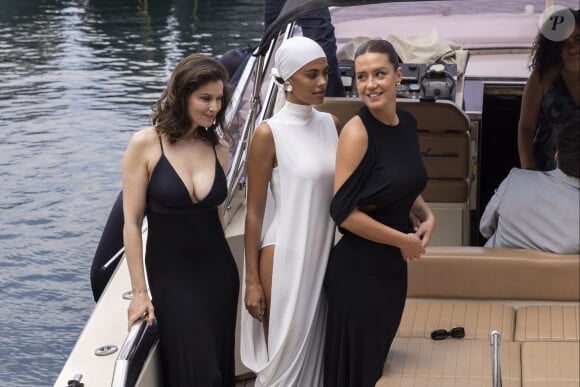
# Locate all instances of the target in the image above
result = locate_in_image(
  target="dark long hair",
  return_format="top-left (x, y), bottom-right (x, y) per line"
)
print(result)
top-left (354, 39), bottom-right (400, 69)
top-left (151, 54), bottom-right (231, 145)
top-left (530, 8), bottom-right (580, 80)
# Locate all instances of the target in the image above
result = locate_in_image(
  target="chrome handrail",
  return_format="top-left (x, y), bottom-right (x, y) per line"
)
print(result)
top-left (111, 317), bottom-right (153, 387)
top-left (224, 23), bottom-right (295, 213)
top-left (101, 224), bottom-right (148, 271)
top-left (224, 54), bottom-right (257, 128)
top-left (490, 330), bottom-right (502, 387)
top-left (224, 53), bottom-right (264, 211)
top-left (101, 246), bottom-right (125, 271)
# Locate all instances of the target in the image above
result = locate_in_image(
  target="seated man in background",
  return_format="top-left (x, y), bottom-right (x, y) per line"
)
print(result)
top-left (480, 115), bottom-right (579, 254)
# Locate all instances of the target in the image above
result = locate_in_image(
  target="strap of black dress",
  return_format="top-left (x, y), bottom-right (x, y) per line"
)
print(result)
top-left (158, 134), bottom-right (165, 154)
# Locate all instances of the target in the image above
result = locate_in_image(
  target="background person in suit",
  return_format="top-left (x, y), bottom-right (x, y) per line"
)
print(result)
top-left (481, 115), bottom-right (579, 254)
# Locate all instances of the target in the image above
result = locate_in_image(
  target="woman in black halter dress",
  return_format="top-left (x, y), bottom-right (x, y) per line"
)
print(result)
top-left (122, 54), bottom-right (238, 386)
top-left (324, 40), bottom-right (435, 387)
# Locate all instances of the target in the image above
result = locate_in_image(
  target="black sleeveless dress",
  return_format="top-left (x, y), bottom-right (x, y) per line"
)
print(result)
top-left (145, 138), bottom-right (239, 386)
top-left (324, 106), bottom-right (427, 387)
top-left (534, 73), bottom-right (579, 171)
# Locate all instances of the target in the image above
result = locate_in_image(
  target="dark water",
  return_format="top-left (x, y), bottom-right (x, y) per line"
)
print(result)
top-left (0, 0), bottom-right (262, 385)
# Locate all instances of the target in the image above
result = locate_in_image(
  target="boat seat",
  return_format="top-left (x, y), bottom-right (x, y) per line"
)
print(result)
top-left (398, 300), bottom-right (515, 340)
top-left (375, 337), bottom-right (522, 387)
top-left (407, 247), bottom-right (580, 302)
top-left (515, 305), bottom-right (580, 342)
top-left (521, 341), bottom-right (580, 386)
top-left (422, 178), bottom-right (469, 203)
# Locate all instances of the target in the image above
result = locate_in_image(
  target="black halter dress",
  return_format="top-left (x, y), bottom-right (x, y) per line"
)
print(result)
top-left (145, 137), bottom-right (239, 386)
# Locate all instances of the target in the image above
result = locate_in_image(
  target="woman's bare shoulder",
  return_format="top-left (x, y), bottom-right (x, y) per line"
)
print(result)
top-left (250, 121), bottom-right (275, 150)
top-left (340, 115), bottom-right (367, 143)
top-left (336, 115), bottom-right (367, 164)
top-left (124, 127), bottom-right (161, 164)
top-left (129, 126), bottom-right (158, 147)
top-left (253, 121), bottom-right (273, 138)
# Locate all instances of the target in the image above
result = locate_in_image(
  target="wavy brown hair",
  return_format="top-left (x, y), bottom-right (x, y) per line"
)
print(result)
top-left (151, 54), bottom-right (231, 145)
top-left (530, 8), bottom-right (580, 80)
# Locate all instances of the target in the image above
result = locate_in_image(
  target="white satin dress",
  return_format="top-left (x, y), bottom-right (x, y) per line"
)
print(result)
top-left (241, 101), bottom-right (338, 386)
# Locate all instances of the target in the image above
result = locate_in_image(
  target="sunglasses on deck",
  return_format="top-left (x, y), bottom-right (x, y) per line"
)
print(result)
top-left (430, 326), bottom-right (466, 340)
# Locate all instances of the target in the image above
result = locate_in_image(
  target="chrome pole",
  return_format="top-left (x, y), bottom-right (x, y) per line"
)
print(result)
top-left (111, 317), bottom-right (151, 387)
top-left (101, 223), bottom-right (148, 271)
top-left (224, 55), bottom-right (264, 211)
top-left (490, 330), bottom-right (502, 387)
top-left (224, 49), bottom-right (267, 212)
top-left (223, 23), bottom-right (294, 213)
top-left (101, 247), bottom-right (125, 271)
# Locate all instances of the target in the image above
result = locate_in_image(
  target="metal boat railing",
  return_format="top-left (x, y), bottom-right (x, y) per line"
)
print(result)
top-left (224, 23), bottom-right (295, 214)
top-left (490, 330), bottom-right (502, 387)
top-left (100, 221), bottom-right (149, 273)
top-left (223, 52), bottom-right (264, 212)
top-left (111, 316), bottom-right (155, 387)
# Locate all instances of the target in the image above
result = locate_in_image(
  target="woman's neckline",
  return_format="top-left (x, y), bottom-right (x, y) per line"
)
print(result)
top-left (366, 105), bottom-right (399, 127)
top-left (283, 100), bottom-right (314, 118)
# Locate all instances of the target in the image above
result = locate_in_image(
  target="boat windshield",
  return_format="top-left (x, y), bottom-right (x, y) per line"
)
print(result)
top-left (331, 0), bottom-right (577, 18)
top-left (259, 0), bottom-right (578, 52)
top-left (327, 0), bottom-right (579, 50)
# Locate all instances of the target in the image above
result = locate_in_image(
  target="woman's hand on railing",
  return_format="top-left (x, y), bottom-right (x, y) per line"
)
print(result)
top-left (127, 292), bottom-right (154, 330)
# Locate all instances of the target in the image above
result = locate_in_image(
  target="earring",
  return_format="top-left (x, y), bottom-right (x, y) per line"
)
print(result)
top-left (283, 82), bottom-right (293, 92)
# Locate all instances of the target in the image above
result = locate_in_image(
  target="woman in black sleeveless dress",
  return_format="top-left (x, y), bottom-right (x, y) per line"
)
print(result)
top-left (122, 54), bottom-right (239, 386)
top-left (324, 40), bottom-right (435, 387)
top-left (518, 8), bottom-right (579, 171)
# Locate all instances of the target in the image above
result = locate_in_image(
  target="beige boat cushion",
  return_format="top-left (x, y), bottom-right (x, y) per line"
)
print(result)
top-left (521, 341), bottom-right (580, 387)
top-left (422, 178), bottom-right (469, 203)
top-left (515, 305), bottom-right (580, 342)
top-left (418, 131), bottom-right (470, 179)
top-left (398, 301), bottom-right (515, 341)
top-left (376, 337), bottom-right (521, 387)
top-left (407, 247), bottom-right (580, 301)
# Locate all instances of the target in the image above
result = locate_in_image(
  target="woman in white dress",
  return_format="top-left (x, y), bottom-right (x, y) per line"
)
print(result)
top-left (241, 36), bottom-right (340, 386)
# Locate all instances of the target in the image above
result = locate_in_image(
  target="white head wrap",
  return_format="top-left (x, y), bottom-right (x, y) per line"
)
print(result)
top-left (272, 36), bottom-right (326, 83)
top-left (271, 36), bottom-right (326, 111)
